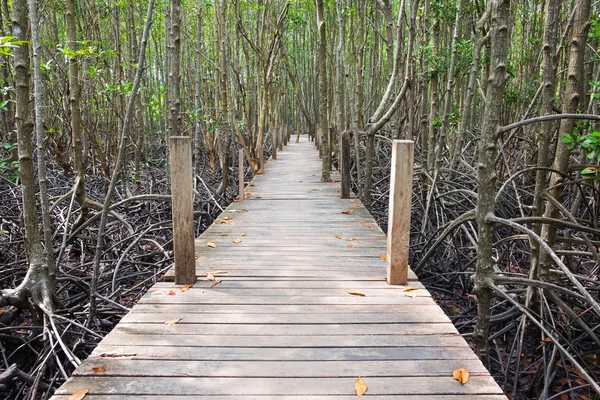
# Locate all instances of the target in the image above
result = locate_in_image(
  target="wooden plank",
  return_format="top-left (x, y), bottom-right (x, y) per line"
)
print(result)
top-left (110, 322), bottom-right (459, 336)
top-left (138, 294), bottom-right (433, 305)
top-left (130, 304), bottom-right (436, 314)
top-left (73, 359), bottom-right (490, 377)
top-left (53, 396), bottom-right (509, 400)
top-left (119, 311), bottom-right (449, 324)
top-left (55, 376), bottom-right (504, 396)
top-left (100, 334), bottom-right (469, 348)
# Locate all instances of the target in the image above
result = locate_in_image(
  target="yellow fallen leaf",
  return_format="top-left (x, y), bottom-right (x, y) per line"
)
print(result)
top-left (205, 271), bottom-right (228, 275)
top-left (341, 209), bottom-right (355, 214)
top-left (334, 234), bottom-right (342, 239)
top-left (402, 286), bottom-right (419, 292)
top-left (207, 242), bottom-right (217, 248)
top-left (366, 224), bottom-right (372, 228)
top-left (164, 318), bottom-right (182, 325)
top-left (347, 291), bottom-right (366, 297)
top-left (347, 244), bottom-right (355, 248)
top-left (355, 377), bottom-right (367, 396)
top-left (68, 389), bottom-right (89, 400)
top-left (210, 279), bottom-right (222, 288)
top-left (407, 291), bottom-right (417, 298)
top-left (233, 238), bottom-right (242, 244)
top-left (92, 365), bottom-right (106, 373)
top-left (207, 273), bottom-right (216, 281)
top-left (240, 232), bottom-right (246, 237)
top-left (379, 254), bottom-right (387, 260)
top-left (348, 237), bottom-right (359, 241)
top-left (224, 216), bottom-right (233, 220)
top-left (453, 368), bottom-right (470, 384)
top-left (180, 284), bottom-right (193, 292)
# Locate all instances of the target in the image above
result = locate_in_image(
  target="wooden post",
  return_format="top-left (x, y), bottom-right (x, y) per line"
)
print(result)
top-left (272, 129), bottom-right (277, 160)
top-left (340, 131), bottom-right (352, 199)
top-left (238, 149), bottom-right (244, 201)
top-left (169, 136), bottom-right (195, 285)
top-left (386, 140), bottom-right (414, 285)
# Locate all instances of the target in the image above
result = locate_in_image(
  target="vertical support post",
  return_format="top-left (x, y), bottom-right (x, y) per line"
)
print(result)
top-left (340, 131), bottom-right (352, 199)
top-left (387, 140), bottom-right (414, 285)
top-left (169, 136), bottom-right (195, 285)
top-left (272, 129), bottom-right (277, 160)
top-left (238, 149), bottom-right (244, 201)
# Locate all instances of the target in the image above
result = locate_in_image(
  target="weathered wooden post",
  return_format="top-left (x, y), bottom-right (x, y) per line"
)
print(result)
top-left (238, 149), bottom-right (244, 201)
top-left (340, 131), bottom-right (352, 199)
top-left (169, 136), bottom-right (195, 285)
top-left (272, 129), bottom-right (277, 160)
top-left (386, 140), bottom-right (414, 285)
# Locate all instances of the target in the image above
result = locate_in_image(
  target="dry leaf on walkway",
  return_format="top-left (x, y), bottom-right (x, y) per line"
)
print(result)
top-left (91, 365), bottom-right (106, 373)
top-left (402, 286), bottom-right (418, 292)
top-left (334, 234), bottom-right (342, 239)
top-left (67, 389), bottom-right (89, 400)
top-left (207, 273), bottom-right (216, 281)
top-left (240, 232), bottom-right (246, 237)
top-left (164, 318), bottom-right (182, 325)
top-left (366, 224), bottom-right (372, 228)
top-left (347, 291), bottom-right (366, 297)
top-left (347, 244), bottom-right (355, 248)
top-left (210, 279), bottom-right (222, 288)
top-left (348, 237), bottom-right (359, 241)
top-left (233, 238), bottom-right (242, 244)
top-left (180, 284), bottom-right (193, 292)
top-left (167, 290), bottom-right (176, 296)
top-left (453, 368), bottom-right (470, 384)
top-left (204, 271), bottom-right (227, 276)
top-left (207, 242), bottom-right (217, 248)
top-left (224, 216), bottom-right (233, 220)
top-left (354, 377), bottom-right (367, 396)
top-left (379, 254), bottom-right (387, 260)
top-left (341, 209), bottom-right (355, 214)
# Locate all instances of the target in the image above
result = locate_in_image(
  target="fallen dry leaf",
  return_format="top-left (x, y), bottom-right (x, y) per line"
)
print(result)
top-left (334, 234), bottom-right (342, 239)
top-left (205, 271), bottom-right (228, 275)
top-left (167, 290), bottom-right (176, 296)
top-left (67, 389), bottom-right (89, 400)
top-left (207, 273), bottom-right (216, 281)
top-left (347, 290), bottom-right (366, 297)
top-left (224, 216), bottom-right (233, 220)
top-left (164, 318), bottom-right (182, 325)
top-left (402, 286), bottom-right (419, 292)
top-left (379, 254), bottom-right (387, 260)
top-left (407, 291), bottom-right (417, 298)
top-left (348, 237), bottom-right (359, 241)
top-left (92, 365), bottom-right (106, 373)
top-left (366, 224), bottom-right (372, 228)
top-left (540, 337), bottom-right (552, 344)
top-left (194, 254), bottom-right (200, 259)
top-left (180, 284), bottom-right (193, 292)
top-left (240, 232), bottom-right (246, 237)
top-left (341, 209), bottom-right (355, 214)
top-left (210, 279), bottom-right (222, 288)
top-left (453, 368), bottom-right (470, 385)
top-left (233, 238), bottom-right (242, 244)
top-left (207, 242), bottom-right (217, 248)
top-left (347, 244), bottom-right (355, 248)
top-left (354, 377), bottom-right (367, 396)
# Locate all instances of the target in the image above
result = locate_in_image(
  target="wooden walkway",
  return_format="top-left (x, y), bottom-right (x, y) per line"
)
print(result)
top-left (53, 138), bottom-right (506, 399)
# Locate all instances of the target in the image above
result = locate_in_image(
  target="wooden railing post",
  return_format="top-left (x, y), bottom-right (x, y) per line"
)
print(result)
top-left (238, 149), bottom-right (244, 201)
top-left (272, 129), bottom-right (277, 160)
top-left (386, 140), bottom-right (414, 285)
top-left (340, 131), bottom-right (352, 199)
top-left (169, 136), bottom-right (195, 285)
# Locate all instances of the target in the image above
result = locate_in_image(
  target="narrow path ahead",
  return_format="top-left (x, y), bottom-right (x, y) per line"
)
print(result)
top-left (53, 138), bottom-right (506, 399)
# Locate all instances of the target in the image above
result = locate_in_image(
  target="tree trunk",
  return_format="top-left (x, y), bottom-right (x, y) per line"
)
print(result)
top-left (316, 0), bottom-right (330, 182)
top-left (473, 0), bottom-right (511, 366)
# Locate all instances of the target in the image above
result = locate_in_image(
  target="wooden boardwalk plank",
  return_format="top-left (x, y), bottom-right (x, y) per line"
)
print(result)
top-left (52, 139), bottom-right (505, 399)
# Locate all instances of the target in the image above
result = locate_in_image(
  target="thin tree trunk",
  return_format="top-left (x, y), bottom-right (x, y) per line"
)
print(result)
top-left (473, 0), bottom-right (511, 365)
top-left (316, 0), bottom-right (330, 181)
